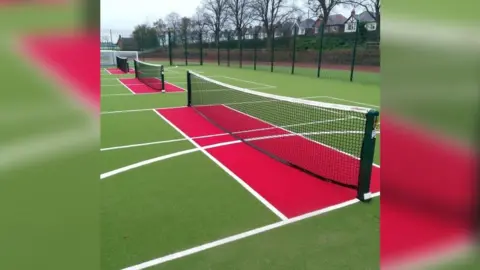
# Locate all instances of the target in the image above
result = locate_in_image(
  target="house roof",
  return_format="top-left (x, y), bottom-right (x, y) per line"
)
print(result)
top-left (314, 14), bottom-right (348, 27)
top-left (327, 14), bottom-right (348, 25)
top-left (356, 11), bottom-right (376, 22)
top-left (298, 19), bottom-right (315, 28)
top-left (116, 36), bottom-right (137, 47)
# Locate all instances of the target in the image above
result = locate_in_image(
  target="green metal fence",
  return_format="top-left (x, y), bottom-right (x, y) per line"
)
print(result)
top-left (112, 22), bottom-right (379, 84)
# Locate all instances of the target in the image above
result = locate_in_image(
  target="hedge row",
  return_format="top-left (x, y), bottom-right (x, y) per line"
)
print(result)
top-left (144, 47), bottom-right (379, 67)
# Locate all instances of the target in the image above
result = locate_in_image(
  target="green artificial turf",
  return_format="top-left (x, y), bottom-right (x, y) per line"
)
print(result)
top-left (101, 63), bottom-right (380, 270)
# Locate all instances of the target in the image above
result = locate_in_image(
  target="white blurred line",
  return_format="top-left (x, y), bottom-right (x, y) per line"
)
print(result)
top-left (0, 122), bottom-right (97, 174)
top-left (384, 17), bottom-right (480, 51)
top-left (382, 237), bottom-right (474, 270)
top-left (122, 192), bottom-right (380, 270)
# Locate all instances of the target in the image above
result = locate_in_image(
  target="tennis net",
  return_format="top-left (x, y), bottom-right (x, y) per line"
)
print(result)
top-left (116, 56), bottom-right (129, 73)
top-left (187, 71), bottom-right (379, 200)
top-left (133, 59), bottom-right (165, 91)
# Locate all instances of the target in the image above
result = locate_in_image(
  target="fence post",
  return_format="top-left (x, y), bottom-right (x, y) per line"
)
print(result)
top-left (254, 33), bottom-right (257, 70)
top-left (184, 30), bottom-right (188, 66)
top-left (239, 30), bottom-right (243, 68)
top-left (217, 32), bottom-right (220, 66)
top-left (316, 23), bottom-right (325, 78)
top-left (270, 32), bottom-right (274, 73)
top-left (168, 30), bottom-right (173, 66)
top-left (227, 31), bottom-right (231, 67)
top-left (199, 32), bottom-right (203, 66)
top-left (349, 20), bottom-right (360, 82)
top-left (291, 25), bottom-right (298, 75)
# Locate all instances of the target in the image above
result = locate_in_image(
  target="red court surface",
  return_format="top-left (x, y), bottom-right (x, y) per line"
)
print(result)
top-left (157, 106), bottom-right (381, 218)
top-left (380, 113), bottom-right (476, 267)
top-left (106, 67), bottom-right (135, 74)
top-left (118, 78), bottom-right (185, 94)
top-left (21, 33), bottom-right (99, 111)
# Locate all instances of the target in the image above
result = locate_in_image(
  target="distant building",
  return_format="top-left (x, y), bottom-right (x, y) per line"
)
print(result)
top-left (116, 36), bottom-right (138, 51)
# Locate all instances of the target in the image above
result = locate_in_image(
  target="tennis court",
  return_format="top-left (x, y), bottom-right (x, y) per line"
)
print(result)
top-left (101, 62), bottom-right (381, 270)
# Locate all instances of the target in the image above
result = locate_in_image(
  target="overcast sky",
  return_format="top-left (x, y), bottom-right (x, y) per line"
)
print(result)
top-left (101, 0), bottom-right (354, 35)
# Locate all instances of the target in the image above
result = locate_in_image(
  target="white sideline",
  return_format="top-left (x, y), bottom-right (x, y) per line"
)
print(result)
top-left (101, 117), bottom-right (353, 151)
top-left (221, 76), bottom-right (276, 88)
top-left (101, 128), bottom-right (380, 152)
top-left (116, 78), bottom-right (136, 94)
top-left (152, 110), bottom-right (288, 221)
top-left (101, 106), bottom-right (187, 115)
top-left (304, 96), bottom-right (380, 109)
top-left (122, 192), bottom-right (380, 270)
top-left (101, 140), bottom-right (237, 179)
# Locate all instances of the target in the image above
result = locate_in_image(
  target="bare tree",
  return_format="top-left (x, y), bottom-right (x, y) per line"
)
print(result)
top-left (165, 12), bottom-right (181, 44)
top-left (165, 12), bottom-right (181, 30)
top-left (192, 6), bottom-right (208, 33)
top-left (227, 0), bottom-right (253, 42)
top-left (344, 0), bottom-right (380, 35)
top-left (202, 0), bottom-right (229, 45)
top-left (153, 19), bottom-right (167, 46)
top-left (307, 0), bottom-right (345, 26)
top-left (251, 0), bottom-right (296, 46)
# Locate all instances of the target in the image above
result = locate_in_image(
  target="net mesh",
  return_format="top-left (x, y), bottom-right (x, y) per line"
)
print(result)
top-left (116, 56), bottom-right (129, 73)
top-left (188, 71), bottom-right (372, 188)
top-left (133, 59), bottom-right (165, 91)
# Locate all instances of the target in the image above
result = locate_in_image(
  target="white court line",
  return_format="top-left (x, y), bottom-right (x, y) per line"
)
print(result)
top-left (303, 96), bottom-right (379, 109)
top-left (116, 78), bottom-right (136, 94)
top-left (101, 106), bottom-right (187, 115)
top-left (101, 129), bottom-right (379, 176)
top-left (121, 191), bottom-right (380, 270)
top-left (152, 109), bottom-right (288, 221)
top-left (101, 117), bottom-right (352, 151)
top-left (221, 76), bottom-right (276, 88)
top-left (166, 81), bottom-right (186, 92)
top-left (101, 77), bottom-right (126, 80)
top-left (103, 68), bottom-right (112, 75)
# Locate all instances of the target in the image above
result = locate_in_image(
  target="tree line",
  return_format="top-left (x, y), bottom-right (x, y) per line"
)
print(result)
top-left (131, 0), bottom-right (380, 50)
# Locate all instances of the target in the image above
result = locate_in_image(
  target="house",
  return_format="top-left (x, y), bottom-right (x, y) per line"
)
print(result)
top-left (116, 36), bottom-right (138, 50)
top-left (313, 14), bottom-right (348, 34)
top-left (297, 19), bottom-right (316, 35)
top-left (343, 10), bottom-right (378, 33)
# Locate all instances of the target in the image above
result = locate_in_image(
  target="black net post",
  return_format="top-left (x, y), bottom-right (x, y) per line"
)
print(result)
top-left (357, 110), bottom-right (379, 201)
top-left (350, 20), bottom-right (360, 82)
top-left (199, 32), bottom-right (204, 65)
top-left (316, 22), bottom-right (325, 78)
top-left (161, 66), bottom-right (165, 90)
top-left (187, 71), bottom-right (192, 106)
top-left (254, 33), bottom-right (258, 70)
top-left (291, 25), bottom-right (298, 75)
top-left (168, 30), bottom-right (173, 66)
top-left (270, 32), bottom-right (274, 72)
top-left (227, 31), bottom-right (231, 67)
top-left (133, 59), bottom-right (139, 78)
